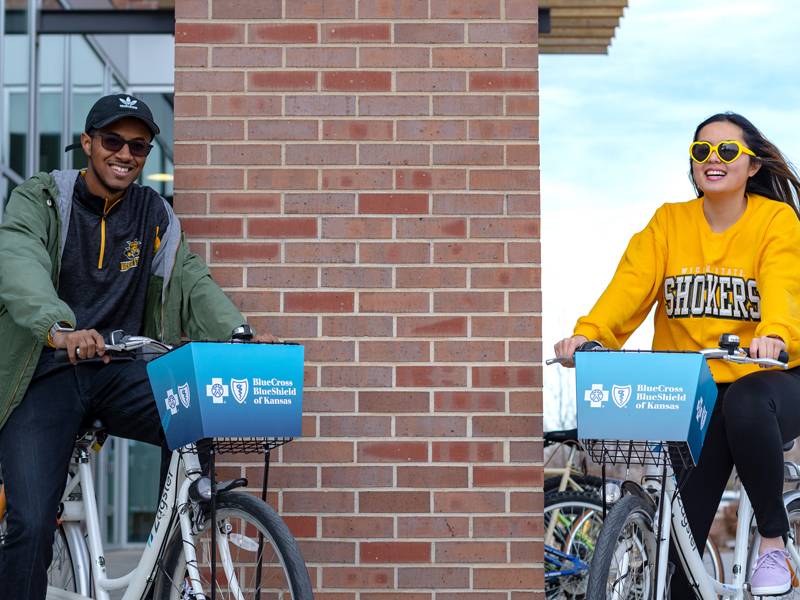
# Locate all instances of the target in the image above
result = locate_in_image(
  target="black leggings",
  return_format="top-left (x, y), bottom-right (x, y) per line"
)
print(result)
top-left (669, 366), bottom-right (800, 598)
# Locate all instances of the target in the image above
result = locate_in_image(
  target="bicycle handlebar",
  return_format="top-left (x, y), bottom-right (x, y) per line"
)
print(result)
top-left (699, 346), bottom-right (789, 369)
top-left (52, 330), bottom-right (173, 363)
top-left (546, 334), bottom-right (790, 369)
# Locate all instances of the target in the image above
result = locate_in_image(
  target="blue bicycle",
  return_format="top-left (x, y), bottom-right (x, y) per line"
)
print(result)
top-left (545, 490), bottom-right (603, 599)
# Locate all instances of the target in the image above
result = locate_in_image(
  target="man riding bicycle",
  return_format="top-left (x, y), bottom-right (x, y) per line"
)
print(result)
top-left (0, 94), bottom-right (275, 600)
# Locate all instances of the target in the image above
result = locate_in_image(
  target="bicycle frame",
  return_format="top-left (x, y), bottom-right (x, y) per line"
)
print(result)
top-left (545, 544), bottom-right (589, 579)
top-left (651, 473), bottom-right (800, 599)
top-left (53, 440), bottom-right (222, 600)
top-left (545, 444), bottom-right (584, 492)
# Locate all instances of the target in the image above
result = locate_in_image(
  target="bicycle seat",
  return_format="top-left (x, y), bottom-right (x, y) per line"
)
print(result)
top-left (76, 419), bottom-right (106, 439)
top-left (544, 428), bottom-right (579, 447)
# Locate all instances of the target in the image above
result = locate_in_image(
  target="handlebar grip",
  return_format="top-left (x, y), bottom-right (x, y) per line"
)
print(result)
top-left (52, 350), bottom-right (108, 364)
top-left (576, 340), bottom-right (603, 352)
top-left (742, 347), bottom-right (790, 364)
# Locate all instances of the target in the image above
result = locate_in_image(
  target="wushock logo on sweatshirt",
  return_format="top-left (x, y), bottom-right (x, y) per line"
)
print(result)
top-left (664, 270), bottom-right (760, 321)
top-left (120, 238), bottom-right (141, 272)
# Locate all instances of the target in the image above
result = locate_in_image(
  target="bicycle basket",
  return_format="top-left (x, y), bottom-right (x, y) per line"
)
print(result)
top-left (581, 439), bottom-right (695, 471)
top-left (212, 437), bottom-right (293, 455)
top-left (147, 341), bottom-right (304, 450)
top-left (575, 350), bottom-right (718, 466)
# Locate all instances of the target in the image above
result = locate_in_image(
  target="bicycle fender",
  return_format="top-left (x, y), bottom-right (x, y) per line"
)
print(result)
top-left (621, 480), bottom-right (658, 513)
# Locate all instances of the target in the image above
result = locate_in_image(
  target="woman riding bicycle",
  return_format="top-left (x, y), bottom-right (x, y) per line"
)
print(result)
top-left (554, 112), bottom-right (800, 597)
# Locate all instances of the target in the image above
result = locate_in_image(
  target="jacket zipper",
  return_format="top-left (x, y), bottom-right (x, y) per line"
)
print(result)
top-left (98, 196), bottom-right (123, 269)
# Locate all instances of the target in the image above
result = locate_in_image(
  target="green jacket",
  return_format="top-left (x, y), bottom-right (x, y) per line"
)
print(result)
top-left (0, 170), bottom-right (245, 430)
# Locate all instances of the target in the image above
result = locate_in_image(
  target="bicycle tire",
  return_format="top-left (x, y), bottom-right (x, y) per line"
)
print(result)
top-left (1, 504), bottom-right (78, 595)
top-left (545, 474), bottom-right (605, 495)
top-left (784, 498), bottom-right (800, 598)
top-left (545, 491), bottom-right (605, 599)
top-left (703, 537), bottom-right (725, 584)
top-left (152, 491), bottom-right (313, 600)
top-left (48, 524), bottom-right (79, 593)
top-left (746, 496), bottom-right (800, 597)
top-left (586, 494), bottom-right (658, 600)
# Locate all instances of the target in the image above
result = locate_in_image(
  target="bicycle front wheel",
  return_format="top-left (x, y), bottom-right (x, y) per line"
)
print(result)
top-left (153, 492), bottom-right (313, 600)
top-left (586, 494), bottom-right (658, 600)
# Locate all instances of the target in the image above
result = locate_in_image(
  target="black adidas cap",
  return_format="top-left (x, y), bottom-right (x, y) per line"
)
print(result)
top-left (65, 93), bottom-right (160, 152)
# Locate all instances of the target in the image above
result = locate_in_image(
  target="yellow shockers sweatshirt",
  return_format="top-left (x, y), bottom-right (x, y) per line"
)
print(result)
top-left (573, 194), bottom-right (800, 382)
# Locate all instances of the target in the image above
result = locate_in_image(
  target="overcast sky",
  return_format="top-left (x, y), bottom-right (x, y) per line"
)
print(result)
top-left (541, 0), bottom-right (800, 429)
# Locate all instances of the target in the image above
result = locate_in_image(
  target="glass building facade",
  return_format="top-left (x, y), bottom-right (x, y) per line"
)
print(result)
top-left (1, 0), bottom-right (175, 547)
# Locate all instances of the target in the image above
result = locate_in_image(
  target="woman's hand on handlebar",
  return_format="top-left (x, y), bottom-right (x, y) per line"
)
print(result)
top-left (749, 335), bottom-right (787, 367)
top-left (553, 335), bottom-right (589, 368)
top-left (52, 328), bottom-right (111, 365)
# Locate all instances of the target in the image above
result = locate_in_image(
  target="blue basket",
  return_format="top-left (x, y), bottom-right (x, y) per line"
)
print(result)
top-left (147, 342), bottom-right (304, 450)
top-left (575, 351), bottom-right (718, 466)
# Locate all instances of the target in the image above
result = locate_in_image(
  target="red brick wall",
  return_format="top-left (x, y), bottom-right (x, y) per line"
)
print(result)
top-left (174, 0), bottom-right (542, 596)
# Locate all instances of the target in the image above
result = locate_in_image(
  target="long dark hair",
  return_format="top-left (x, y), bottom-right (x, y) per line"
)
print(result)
top-left (690, 112), bottom-right (800, 218)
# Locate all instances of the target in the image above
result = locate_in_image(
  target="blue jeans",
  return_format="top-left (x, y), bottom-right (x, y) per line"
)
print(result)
top-left (0, 352), bottom-right (167, 600)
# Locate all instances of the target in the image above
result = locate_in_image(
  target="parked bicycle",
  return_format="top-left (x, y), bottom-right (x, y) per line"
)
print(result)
top-left (1, 330), bottom-right (313, 600)
top-left (550, 334), bottom-right (796, 599)
top-left (545, 429), bottom-right (605, 496)
top-left (545, 490), bottom-right (604, 599)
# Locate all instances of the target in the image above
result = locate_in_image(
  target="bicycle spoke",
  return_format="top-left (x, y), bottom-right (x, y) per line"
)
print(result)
top-left (606, 518), bottom-right (653, 599)
top-left (158, 505), bottom-right (299, 599)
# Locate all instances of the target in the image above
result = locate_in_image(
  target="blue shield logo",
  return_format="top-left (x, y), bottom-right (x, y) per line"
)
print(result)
top-left (611, 384), bottom-right (632, 408)
top-left (231, 378), bottom-right (249, 404)
top-left (178, 383), bottom-right (191, 408)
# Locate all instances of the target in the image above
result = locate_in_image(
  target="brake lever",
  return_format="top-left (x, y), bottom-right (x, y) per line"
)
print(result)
top-left (702, 346), bottom-right (789, 369)
top-left (545, 357), bottom-right (571, 366)
top-left (724, 354), bottom-right (789, 369)
top-left (546, 341), bottom-right (604, 365)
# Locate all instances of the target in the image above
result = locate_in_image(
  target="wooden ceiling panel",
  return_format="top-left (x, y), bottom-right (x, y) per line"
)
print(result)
top-left (541, 1), bottom-right (629, 55)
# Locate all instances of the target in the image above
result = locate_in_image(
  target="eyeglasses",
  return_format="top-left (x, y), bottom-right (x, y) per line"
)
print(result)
top-left (690, 140), bottom-right (756, 164)
top-left (93, 132), bottom-right (153, 158)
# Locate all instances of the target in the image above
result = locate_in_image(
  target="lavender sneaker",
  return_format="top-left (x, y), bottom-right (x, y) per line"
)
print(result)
top-left (751, 549), bottom-right (792, 596)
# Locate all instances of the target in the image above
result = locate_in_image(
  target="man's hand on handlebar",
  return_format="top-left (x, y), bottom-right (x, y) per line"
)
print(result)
top-left (749, 335), bottom-right (787, 367)
top-left (553, 335), bottom-right (589, 368)
top-left (254, 332), bottom-right (281, 344)
top-left (52, 328), bottom-right (111, 365)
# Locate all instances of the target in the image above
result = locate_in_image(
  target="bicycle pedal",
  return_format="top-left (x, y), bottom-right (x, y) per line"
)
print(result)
top-left (788, 556), bottom-right (799, 588)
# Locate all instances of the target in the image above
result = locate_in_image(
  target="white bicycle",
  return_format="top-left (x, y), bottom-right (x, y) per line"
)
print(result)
top-left (1, 331), bottom-right (313, 600)
top-left (550, 334), bottom-right (800, 599)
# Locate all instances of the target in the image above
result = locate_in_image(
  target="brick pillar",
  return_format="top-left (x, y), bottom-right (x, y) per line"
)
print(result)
top-left (174, 0), bottom-right (541, 596)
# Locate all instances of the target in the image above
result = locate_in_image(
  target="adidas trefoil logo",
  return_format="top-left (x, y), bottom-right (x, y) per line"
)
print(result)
top-left (119, 96), bottom-right (138, 110)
